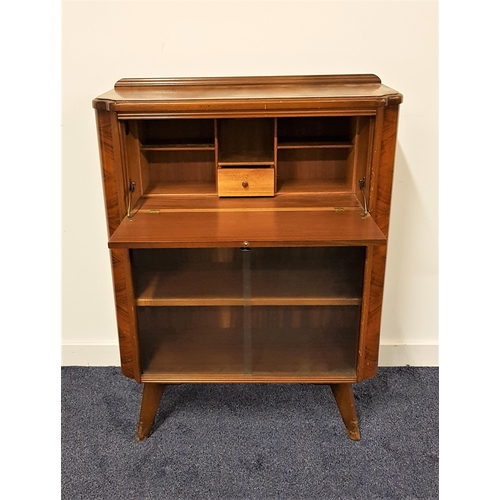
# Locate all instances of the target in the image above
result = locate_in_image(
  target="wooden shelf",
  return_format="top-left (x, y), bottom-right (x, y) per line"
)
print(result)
top-left (277, 179), bottom-right (350, 194)
top-left (134, 269), bottom-right (362, 307)
top-left (135, 269), bottom-right (242, 306)
top-left (277, 141), bottom-right (352, 150)
top-left (135, 192), bottom-right (364, 211)
top-left (141, 143), bottom-right (215, 151)
top-left (144, 181), bottom-right (216, 196)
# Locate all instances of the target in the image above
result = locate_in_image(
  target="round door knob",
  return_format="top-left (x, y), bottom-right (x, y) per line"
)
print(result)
top-left (242, 181), bottom-right (248, 188)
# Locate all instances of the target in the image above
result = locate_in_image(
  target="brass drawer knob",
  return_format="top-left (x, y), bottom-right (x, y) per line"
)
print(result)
top-left (242, 181), bottom-right (248, 188)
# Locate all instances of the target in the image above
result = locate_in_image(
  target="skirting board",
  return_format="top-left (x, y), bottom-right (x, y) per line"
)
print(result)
top-left (61, 342), bottom-right (438, 367)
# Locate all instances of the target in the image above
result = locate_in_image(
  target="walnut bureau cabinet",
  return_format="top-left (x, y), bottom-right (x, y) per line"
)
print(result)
top-left (93, 75), bottom-right (402, 441)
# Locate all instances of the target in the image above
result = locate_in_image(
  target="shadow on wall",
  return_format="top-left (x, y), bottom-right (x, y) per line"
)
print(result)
top-left (380, 142), bottom-right (437, 343)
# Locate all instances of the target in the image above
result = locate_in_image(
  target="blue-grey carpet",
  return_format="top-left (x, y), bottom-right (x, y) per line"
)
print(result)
top-left (61, 367), bottom-right (438, 499)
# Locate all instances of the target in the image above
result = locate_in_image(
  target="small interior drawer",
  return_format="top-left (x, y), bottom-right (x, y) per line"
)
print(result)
top-left (218, 168), bottom-right (275, 197)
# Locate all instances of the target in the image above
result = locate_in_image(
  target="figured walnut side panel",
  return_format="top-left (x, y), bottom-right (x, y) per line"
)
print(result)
top-left (360, 105), bottom-right (400, 380)
top-left (371, 105), bottom-right (400, 238)
top-left (110, 248), bottom-right (141, 381)
top-left (95, 109), bottom-right (126, 236)
top-left (359, 244), bottom-right (387, 380)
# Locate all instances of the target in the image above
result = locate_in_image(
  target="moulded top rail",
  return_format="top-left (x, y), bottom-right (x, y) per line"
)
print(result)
top-left (92, 74), bottom-right (403, 113)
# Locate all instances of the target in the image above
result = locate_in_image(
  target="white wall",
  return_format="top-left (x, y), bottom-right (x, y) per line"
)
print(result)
top-left (61, 0), bottom-right (438, 366)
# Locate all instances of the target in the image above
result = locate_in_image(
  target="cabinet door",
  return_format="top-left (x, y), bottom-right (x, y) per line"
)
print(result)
top-left (131, 247), bottom-right (364, 382)
top-left (131, 248), bottom-right (245, 380)
top-left (246, 247), bottom-right (364, 379)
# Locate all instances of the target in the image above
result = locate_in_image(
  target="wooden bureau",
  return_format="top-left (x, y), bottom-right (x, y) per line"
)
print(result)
top-left (93, 74), bottom-right (402, 440)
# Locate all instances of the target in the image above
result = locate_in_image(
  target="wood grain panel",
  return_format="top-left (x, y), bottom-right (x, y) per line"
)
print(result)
top-left (360, 244), bottom-right (387, 379)
top-left (122, 121), bottom-right (144, 204)
top-left (371, 105), bottom-right (400, 237)
top-left (352, 116), bottom-right (374, 203)
top-left (108, 209), bottom-right (386, 248)
top-left (110, 248), bottom-right (141, 381)
top-left (95, 110), bottom-right (124, 235)
top-left (359, 105), bottom-right (400, 380)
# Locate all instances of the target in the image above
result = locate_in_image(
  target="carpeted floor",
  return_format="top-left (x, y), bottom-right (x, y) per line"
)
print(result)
top-left (61, 367), bottom-right (438, 499)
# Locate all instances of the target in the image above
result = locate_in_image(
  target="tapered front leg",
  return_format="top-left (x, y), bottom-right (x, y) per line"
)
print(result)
top-left (330, 383), bottom-right (361, 441)
top-left (137, 383), bottom-right (165, 441)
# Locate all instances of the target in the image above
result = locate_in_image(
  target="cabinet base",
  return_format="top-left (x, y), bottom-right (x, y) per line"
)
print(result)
top-left (136, 382), bottom-right (361, 441)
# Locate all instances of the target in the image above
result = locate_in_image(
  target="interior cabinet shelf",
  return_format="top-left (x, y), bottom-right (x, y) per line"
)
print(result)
top-left (93, 74), bottom-right (402, 441)
top-left (135, 193), bottom-right (365, 211)
top-left (277, 141), bottom-right (352, 149)
top-left (141, 143), bottom-right (215, 151)
top-left (134, 270), bottom-right (362, 307)
top-left (277, 179), bottom-right (351, 194)
top-left (143, 181), bottom-right (217, 196)
top-left (218, 157), bottom-right (274, 166)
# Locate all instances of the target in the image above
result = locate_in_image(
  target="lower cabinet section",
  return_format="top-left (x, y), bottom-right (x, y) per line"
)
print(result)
top-left (131, 247), bottom-right (365, 382)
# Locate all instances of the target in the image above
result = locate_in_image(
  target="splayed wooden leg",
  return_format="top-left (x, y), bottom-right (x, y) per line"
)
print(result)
top-left (137, 383), bottom-right (165, 441)
top-left (330, 383), bottom-right (361, 441)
